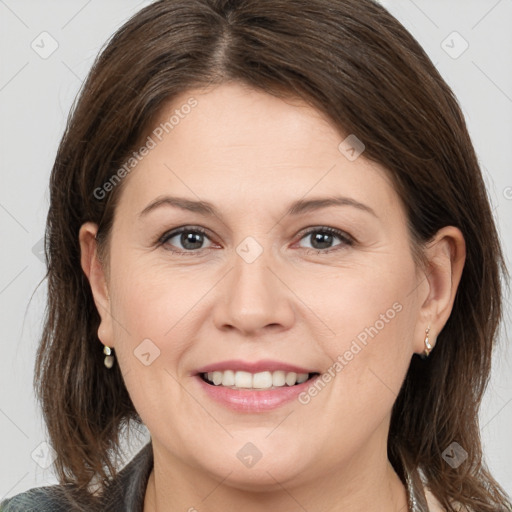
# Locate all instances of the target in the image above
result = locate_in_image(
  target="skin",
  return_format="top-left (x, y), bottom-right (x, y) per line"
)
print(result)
top-left (80, 82), bottom-right (465, 511)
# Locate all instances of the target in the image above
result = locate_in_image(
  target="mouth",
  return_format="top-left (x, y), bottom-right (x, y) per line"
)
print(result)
top-left (199, 370), bottom-right (320, 390)
top-left (193, 359), bottom-right (322, 411)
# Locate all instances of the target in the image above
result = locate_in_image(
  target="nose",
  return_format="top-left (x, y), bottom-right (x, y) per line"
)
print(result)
top-left (213, 247), bottom-right (295, 337)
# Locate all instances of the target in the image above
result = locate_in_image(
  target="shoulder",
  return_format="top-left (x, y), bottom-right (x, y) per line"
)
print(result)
top-left (0, 485), bottom-right (95, 511)
top-left (0, 442), bottom-right (154, 512)
top-left (99, 441), bottom-right (154, 510)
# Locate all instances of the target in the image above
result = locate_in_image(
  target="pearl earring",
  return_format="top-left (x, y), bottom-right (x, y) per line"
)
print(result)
top-left (103, 346), bottom-right (114, 369)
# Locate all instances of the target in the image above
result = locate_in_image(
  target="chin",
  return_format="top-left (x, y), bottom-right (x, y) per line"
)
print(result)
top-left (214, 463), bottom-right (308, 493)
top-left (192, 440), bottom-right (312, 492)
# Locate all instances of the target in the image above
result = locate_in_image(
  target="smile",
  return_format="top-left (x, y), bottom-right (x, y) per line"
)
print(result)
top-left (200, 370), bottom-right (319, 389)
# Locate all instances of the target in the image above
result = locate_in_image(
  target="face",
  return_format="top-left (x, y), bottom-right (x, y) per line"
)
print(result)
top-left (88, 82), bottom-right (429, 489)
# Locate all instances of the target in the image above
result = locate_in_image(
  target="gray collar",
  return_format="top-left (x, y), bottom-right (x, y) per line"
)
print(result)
top-left (99, 441), bottom-right (153, 511)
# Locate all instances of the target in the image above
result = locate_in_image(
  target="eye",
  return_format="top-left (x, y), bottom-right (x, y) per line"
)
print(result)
top-left (158, 226), bottom-right (214, 253)
top-left (157, 225), bottom-right (354, 255)
top-left (296, 226), bottom-right (354, 252)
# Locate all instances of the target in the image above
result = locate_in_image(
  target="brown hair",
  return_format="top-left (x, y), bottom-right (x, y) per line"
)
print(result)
top-left (36, 0), bottom-right (511, 510)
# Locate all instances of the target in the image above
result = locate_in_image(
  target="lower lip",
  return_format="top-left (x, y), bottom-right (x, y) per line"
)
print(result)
top-left (194, 375), bottom-right (320, 412)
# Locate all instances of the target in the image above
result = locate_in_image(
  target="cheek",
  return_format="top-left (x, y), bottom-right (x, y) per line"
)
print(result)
top-left (302, 253), bottom-right (417, 359)
top-left (106, 267), bottom-right (196, 441)
top-left (298, 250), bottom-right (418, 421)
top-left (293, 292), bottom-right (416, 474)
top-left (104, 259), bottom-right (186, 385)
top-left (108, 256), bottom-right (205, 343)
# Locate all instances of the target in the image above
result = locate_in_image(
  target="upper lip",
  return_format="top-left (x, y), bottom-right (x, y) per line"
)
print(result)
top-left (195, 359), bottom-right (317, 375)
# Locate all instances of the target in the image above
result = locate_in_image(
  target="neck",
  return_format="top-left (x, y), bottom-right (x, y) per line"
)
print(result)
top-left (144, 432), bottom-right (409, 512)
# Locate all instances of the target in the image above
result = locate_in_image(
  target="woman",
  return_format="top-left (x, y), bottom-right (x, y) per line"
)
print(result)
top-left (1, 0), bottom-right (510, 511)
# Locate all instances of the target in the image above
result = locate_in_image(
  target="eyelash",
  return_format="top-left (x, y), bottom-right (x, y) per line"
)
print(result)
top-left (157, 225), bottom-right (355, 256)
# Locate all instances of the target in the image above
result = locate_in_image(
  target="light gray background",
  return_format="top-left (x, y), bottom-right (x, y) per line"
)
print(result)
top-left (1, 0), bottom-right (511, 500)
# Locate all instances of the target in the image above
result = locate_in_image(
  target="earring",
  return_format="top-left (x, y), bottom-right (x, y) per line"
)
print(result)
top-left (422, 325), bottom-right (434, 358)
top-left (103, 346), bottom-right (115, 369)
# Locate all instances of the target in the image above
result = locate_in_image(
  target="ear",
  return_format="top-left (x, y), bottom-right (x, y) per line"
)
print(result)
top-left (79, 222), bottom-right (115, 348)
top-left (413, 226), bottom-right (466, 355)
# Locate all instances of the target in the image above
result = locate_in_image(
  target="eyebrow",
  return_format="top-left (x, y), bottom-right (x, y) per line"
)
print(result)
top-left (139, 195), bottom-right (377, 219)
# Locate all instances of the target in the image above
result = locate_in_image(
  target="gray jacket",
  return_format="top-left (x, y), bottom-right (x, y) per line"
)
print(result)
top-left (0, 442), bottom-right (153, 511)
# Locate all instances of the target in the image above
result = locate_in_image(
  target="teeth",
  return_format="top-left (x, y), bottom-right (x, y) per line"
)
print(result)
top-left (285, 372), bottom-right (297, 386)
top-left (235, 371), bottom-right (253, 388)
top-left (296, 373), bottom-right (308, 384)
top-left (202, 370), bottom-right (312, 389)
top-left (221, 370), bottom-right (235, 386)
top-left (272, 370), bottom-right (286, 387)
top-left (253, 371), bottom-right (273, 389)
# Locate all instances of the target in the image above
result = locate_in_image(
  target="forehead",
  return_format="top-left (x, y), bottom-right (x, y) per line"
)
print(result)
top-left (115, 82), bottom-right (400, 222)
